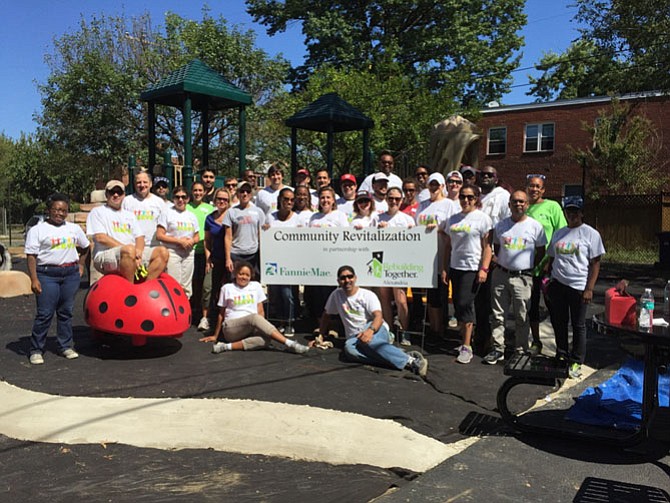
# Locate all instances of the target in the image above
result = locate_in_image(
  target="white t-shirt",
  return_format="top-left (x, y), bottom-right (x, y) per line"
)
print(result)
top-left (324, 287), bottom-right (389, 339)
top-left (360, 172), bottom-right (403, 192)
top-left (480, 186), bottom-right (511, 228)
top-left (548, 224), bottom-right (605, 291)
top-left (415, 198), bottom-right (459, 227)
top-left (373, 211), bottom-right (416, 228)
top-left (256, 185), bottom-right (293, 215)
top-left (294, 209), bottom-right (314, 227)
top-left (217, 281), bottom-right (266, 321)
top-left (25, 221), bottom-right (90, 265)
top-left (222, 204), bottom-right (266, 255)
top-left (86, 205), bottom-right (142, 257)
top-left (350, 213), bottom-right (376, 229)
top-left (309, 210), bottom-right (349, 228)
top-left (266, 211), bottom-right (301, 227)
top-left (335, 198), bottom-right (356, 222)
top-left (156, 208), bottom-right (200, 252)
top-left (372, 196), bottom-right (388, 213)
top-left (442, 209), bottom-right (493, 271)
top-left (122, 193), bottom-right (166, 246)
top-left (493, 216), bottom-right (547, 271)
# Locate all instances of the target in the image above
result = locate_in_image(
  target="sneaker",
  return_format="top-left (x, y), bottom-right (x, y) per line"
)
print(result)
top-left (212, 342), bottom-right (226, 354)
top-left (568, 363), bottom-right (582, 379)
top-left (448, 316), bottom-right (458, 328)
top-left (197, 317), bottom-right (210, 332)
top-left (456, 345), bottom-right (473, 364)
top-left (29, 353), bottom-right (44, 365)
top-left (407, 350), bottom-right (428, 378)
top-left (283, 326), bottom-right (295, 337)
top-left (61, 348), bottom-right (79, 360)
top-left (290, 343), bottom-right (310, 354)
top-left (529, 341), bottom-right (543, 356)
top-left (388, 331), bottom-right (395, 345)
top-left (483, 349), bottom-right (504, 365)
top-left (399, 331), bottom-right (411, 346)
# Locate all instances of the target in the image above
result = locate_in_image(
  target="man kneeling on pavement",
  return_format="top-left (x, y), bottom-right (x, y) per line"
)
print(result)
top-left (318, 265), bottom-right (428, 378)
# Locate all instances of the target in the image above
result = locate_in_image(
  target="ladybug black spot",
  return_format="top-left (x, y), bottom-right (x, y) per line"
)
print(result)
top-left (124, 295), bottom-right (138, 307)
top-left (173, 288), bottom-right (182, 296)
top-left (99, 302), bottom-right (108, 314)
top-left (91, 283), bottom-right (99, 292)
top-left (85, 308), bottom-right (89, 321)
top-left (178, 306), bottom-right (185, 314)
top-left (149, 290), bottom-right (160, 299)
top-left (161, 308), bottom-right (170, 317)
top-left (140, 320), bottom-right (155, 332)
top-left (115, 319), bottom-right (124, 329)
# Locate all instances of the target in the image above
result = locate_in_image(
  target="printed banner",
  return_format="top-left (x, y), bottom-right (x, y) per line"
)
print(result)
top-left (260, 227), bottom-right (438, 287)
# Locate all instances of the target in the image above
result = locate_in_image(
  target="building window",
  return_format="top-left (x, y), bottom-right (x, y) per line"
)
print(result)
top-left (524, 123), bottom-right (554, 152)
top-left (487, 127), bottom-right (507, 155)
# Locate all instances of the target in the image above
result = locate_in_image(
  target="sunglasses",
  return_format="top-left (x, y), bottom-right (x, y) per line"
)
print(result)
top-left (459, 194), bottom-right (477, 201)
top-left (107, 189), bottom-right (124, 196)
top-left (447, 179), bottom-right (463, 185)
top-left (387, 196), bottom-right (402, 202)
top-left (527, 174), bottom-right (546, 180)
top-left (215, 197), bottom-right (229, 202)
top-left (403, 187), bottom-right (416, 192)
top-left (225, 183), bottom-right (237, 188)
top-left (174, 194), bottom-right (189, 200)
top-left (480, 172), bottom-right (496, 178)
top-left (238, 188), bottom-right (252, 194)
top-left (338, 274), bottom-right (355, 280)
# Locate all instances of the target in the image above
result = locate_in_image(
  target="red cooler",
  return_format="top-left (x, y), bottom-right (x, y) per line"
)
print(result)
top-left (605, 287), bottom-right (636, 326)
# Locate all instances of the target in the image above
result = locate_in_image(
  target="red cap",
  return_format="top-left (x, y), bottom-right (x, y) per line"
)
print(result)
top-left (296, 169), bottom-right (310, 177)
top-left (340, 173), bottom-right (357, 184)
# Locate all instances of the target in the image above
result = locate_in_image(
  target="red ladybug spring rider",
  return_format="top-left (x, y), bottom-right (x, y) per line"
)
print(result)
top-left (85, 272), bottom-right (192, 346)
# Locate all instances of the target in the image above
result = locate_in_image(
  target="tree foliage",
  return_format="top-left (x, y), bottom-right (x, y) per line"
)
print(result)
top-left (246, 0), bottom-right (527, 105)
top-left (37, 9), bottom-right (289, 186)
top-left (528, 0), bottom-right (670, 101)
top-left (573, 99), bottom-right (668, 199)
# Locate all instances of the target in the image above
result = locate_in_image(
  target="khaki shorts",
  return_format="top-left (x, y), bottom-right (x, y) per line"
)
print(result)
top-left (93, 246), bottom-right (153, 275)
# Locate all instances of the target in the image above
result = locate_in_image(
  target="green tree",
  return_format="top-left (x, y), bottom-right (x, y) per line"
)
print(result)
top-left (528, 1), bottom-right (670, 100)
top-left (573, 99), bottom-right (668, 199)
top-left (37, 9), bottom-right (289, 187)
top-left (247, 0), bottom-right (526, 105)
top-left (527, 40), bottom-right (629, 101)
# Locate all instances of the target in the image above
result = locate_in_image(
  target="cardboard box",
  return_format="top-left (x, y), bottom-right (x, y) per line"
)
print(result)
top-left (605, 287), bottom-right (637, 326)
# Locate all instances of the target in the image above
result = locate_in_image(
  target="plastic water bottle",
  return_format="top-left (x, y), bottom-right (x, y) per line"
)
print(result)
top-left (639, 288), bottom-right (654, 328)
top-left (664, 280), bottom-right (670, 317)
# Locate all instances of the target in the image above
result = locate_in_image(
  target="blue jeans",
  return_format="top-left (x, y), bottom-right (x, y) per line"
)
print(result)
top-left (548, 279), bottom-right (587, 364)
top-left (268, 284), bottom-right (294, 323)
top-left (344, 324), bottom-right (410, 370)
top-left (30, 264), bottom-right (81, 354)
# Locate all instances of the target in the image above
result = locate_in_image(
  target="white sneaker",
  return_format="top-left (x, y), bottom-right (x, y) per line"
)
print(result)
top-left (197, 317), bottom-right (210, 332)
top-left (290, 343), bottom-right (310, 354)
top-left (283, 326), bottom-right (295, 337)
top-left (212, 342), bottom-right (226, 354)
top-left (456, 345), bottom-right (473, 364)
top-left (29, 353), bottom-right (44, 365)
top-left (62, 348), bottom-right (79, 360)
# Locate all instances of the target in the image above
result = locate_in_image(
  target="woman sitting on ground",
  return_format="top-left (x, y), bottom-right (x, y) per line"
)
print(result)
top-left (199, 261), bottom-right (310, 354)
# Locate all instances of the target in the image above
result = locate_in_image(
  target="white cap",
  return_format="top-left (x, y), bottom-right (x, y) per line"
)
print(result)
top-left (427, 172), bottom-right (446, 185)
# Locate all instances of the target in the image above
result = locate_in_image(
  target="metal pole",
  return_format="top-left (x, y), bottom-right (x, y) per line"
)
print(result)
top-left (163, 151), bottom-right (174, 196)
top-left (183, 95), bottom-right (193, 191)
top-left (128, 155), bottom-right (136, 195)
top-left (238, 107), bottom-right (246, 178)
top-left (148, 102), bottom-right (156, 170)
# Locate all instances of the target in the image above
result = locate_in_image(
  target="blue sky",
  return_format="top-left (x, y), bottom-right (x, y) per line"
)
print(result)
top-left (0, 0), bottom-right (580, 140)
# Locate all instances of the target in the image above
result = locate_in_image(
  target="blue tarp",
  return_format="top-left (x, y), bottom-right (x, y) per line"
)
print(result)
top-left (566, 359), bottom-right (670, 430)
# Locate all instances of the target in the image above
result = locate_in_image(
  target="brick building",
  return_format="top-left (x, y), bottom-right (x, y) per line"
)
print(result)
top-left (477, 92), bottom-right (670, 198)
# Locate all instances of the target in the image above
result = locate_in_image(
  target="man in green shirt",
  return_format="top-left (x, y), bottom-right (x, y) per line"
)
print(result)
top-left (526, 174), bottom-right (567, 355)
top-left (187, 181), bottom-right (215, 331)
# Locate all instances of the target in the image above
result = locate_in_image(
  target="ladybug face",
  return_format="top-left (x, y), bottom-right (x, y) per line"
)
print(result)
top-left (85, 273), bottom-right (191, 337)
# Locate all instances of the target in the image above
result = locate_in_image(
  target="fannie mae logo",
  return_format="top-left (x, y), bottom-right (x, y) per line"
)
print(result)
top-left (265, 262), bottom-right (278, 276)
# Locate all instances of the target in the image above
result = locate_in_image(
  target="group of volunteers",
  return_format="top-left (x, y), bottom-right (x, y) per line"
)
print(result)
top-left (24, 152), bottom-right (604, 380)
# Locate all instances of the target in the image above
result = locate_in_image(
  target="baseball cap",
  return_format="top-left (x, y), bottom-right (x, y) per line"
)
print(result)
top-left (563, 195), bottom-right (584, 210)
top-left (446, 171), bottom-right (463, 182)
top-left (427, 172), bottom-right (446, 185)
top-left (340, 173), bottom-right (357, 184)
top-left (153, 176), bottom-right (169, 187)
top-left (105, 180), bottom-right (125, 192)
top-left (355, 190), bottom-right (373, 201)
top-left (372, 172), bottom-right (389, 182)
top-left (296, 169), bottom-right (310, 177)
top-left (460, 166), bottom-right (477, 176)
top-left (237, 180), bottom-right (253, 191)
